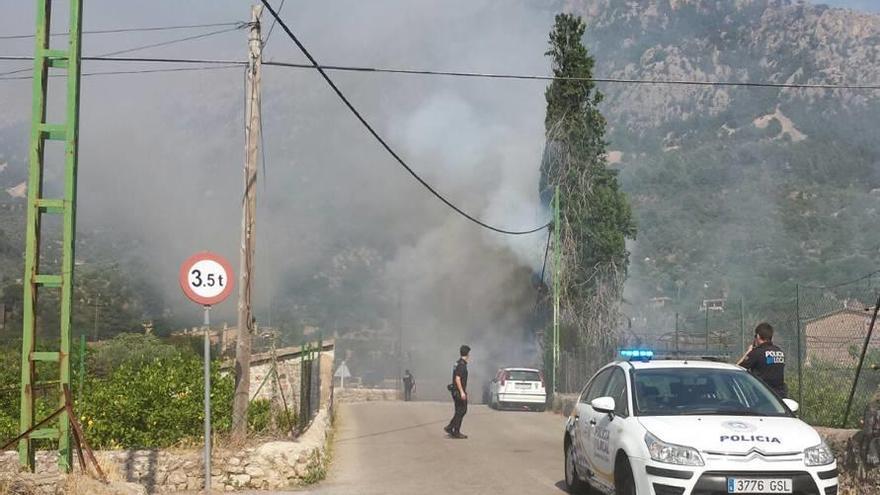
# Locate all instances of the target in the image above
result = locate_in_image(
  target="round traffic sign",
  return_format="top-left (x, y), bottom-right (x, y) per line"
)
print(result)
top-left (179, 251), bottom-right (235, 306)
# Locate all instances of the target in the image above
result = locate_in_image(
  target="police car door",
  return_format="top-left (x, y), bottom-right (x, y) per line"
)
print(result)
top-left (575, 367), bottom-right (613, 479)
top-left (590, 368), bottom-right (630, 489)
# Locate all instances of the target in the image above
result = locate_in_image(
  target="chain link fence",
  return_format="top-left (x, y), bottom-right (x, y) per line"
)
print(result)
top-left (553, 276), bottom-right (880, 427)
top-left (797, 274), bottom-right (880, 427)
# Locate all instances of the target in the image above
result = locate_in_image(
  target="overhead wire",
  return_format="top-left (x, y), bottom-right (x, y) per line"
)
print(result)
top-left (0, 21), bottom-right (243, 40)
top-left (257, 0), bottom-right (551, 235)
top-left (0, 64), bottom-right (241, 80)
top-left (2, 54), bottom-right (879, 90)
top-left (539, 227), bottom-right (552, 285)
top-left (99, 25), bottom-right (244, 58)
top-left (262, 0), bottom-right (286, 49)
top-left (260, 61), bottom-right (880, 90)
top-left (0, 22), bottom-right (246, 78)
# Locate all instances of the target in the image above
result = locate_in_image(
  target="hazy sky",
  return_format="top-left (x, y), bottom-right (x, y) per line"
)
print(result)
top-left (0, 0), bottom-right (556, 381)
top-left (816, 0), bottom-right (880, 12)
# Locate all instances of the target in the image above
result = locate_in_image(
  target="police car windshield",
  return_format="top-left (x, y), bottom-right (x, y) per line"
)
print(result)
top-left (633, 368), bottom-right (789, 417)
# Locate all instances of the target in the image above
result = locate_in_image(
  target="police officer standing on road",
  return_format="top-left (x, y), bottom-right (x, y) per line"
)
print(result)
top-left (737, 322), bottom-right (787, 397)
top-left (444, 345), bottom-right (470, 439)
top-left (403, 369), bottom-right (415, 401)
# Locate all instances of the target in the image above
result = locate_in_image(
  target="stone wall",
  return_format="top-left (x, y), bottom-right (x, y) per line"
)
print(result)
top-left (334, 387), bottom-right (398, 403)
top-left (232, 342), bottom-right (335, 415)
top-left (0, 407), bottom-right (334, 493)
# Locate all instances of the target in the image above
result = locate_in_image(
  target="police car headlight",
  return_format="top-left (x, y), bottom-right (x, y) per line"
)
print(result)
top-left (645, 432), bottom-right (704, 466)
top-left (803, 442), bottom-right (834, 466)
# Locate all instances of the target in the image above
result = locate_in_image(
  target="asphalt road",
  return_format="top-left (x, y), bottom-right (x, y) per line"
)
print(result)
top-left (300, 400), bottom-right (568, 495)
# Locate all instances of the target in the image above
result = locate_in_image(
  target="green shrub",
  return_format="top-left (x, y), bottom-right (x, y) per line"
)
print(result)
top-left (248, 399), bottom-right (272, 433)
top-left (248, 398), bottom-right (298, 435)
top-left (78, 354), bottom-right (233, 449)
top-left (88, 333), bottom-right (187, 378)
top-left (787, 360), bottom-right (879, 428)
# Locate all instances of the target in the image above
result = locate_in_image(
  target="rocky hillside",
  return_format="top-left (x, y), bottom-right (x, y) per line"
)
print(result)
top-left (564, 0), bottom-right (880, 319)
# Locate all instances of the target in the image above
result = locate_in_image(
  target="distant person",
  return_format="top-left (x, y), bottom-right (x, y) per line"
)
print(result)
top-left (403, 369), bottom-right (415, 401)
top-left (737, 322), bottom-right (787, 397)
top-left (444, 345), bottom-right (470, 439)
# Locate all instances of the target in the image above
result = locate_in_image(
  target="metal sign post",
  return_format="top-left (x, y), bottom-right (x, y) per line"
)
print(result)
top-left (203, 305), bottom-right (212, 491)
top-left (179, 251), bottom-right (234, 493)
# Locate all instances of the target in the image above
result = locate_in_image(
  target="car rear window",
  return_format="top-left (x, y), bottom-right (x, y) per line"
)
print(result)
top-left (507, 370), bottom-right (540, 381)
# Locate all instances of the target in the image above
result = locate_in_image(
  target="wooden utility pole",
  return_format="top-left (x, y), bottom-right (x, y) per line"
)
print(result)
top-left (232, 4), bottom-right (262, 441)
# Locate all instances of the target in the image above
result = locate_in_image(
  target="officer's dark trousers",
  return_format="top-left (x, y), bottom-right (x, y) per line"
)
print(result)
top-left (404, 386), bottom-right (412, 401)
top-left (448, 396), bottom-right (468, 433)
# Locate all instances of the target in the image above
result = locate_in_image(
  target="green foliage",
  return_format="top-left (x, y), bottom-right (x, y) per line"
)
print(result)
top-left (300, 449), bottom-right (328, 485)
top-left (540, 13), bottom-right (636, 353)
top-left (787, 353), bottom-right (880, 428)
top-left (248, 399), bottom-right (272, 433)
top-left (77, 354), bottom-right (233, 449)
top-left (542, 13), bottom-right (636, 272)
top-left (88, 333), bottom-right (187, 378)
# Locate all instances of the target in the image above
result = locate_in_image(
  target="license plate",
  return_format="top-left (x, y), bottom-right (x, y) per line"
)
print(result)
top-left (727, 478), bottom-right (792, 494)
top-left (515, 383), bottom-right (531, 389)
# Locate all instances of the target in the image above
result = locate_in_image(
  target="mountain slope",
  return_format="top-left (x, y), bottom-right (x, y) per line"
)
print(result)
top-left (564, 0), bottom-right (880, 317)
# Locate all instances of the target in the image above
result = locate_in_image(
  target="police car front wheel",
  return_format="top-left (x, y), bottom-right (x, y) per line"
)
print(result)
top-left (564, 440), bottom-right (588, 494)
top-left (614, 455), bottom-right (636, 495)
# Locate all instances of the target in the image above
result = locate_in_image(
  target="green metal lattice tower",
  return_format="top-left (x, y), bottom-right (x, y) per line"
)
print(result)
top-left (19, 0), bottom-right (83, 472)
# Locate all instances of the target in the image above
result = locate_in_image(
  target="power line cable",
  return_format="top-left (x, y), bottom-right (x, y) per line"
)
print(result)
top-left (0, 24), bottom-right (245, 78)
top-left (2, 54), bottom-right (879, 90)
top-left (800, 269), bottom-right (880, 290)
top-left (0, 64), bottom-right (241, 81)
top-left (262, 0), bottom-right (286, 49)
top-left (100, 25), bottom-right (244, 58)
top-left (0, 21), bottom-right (243, 40)
top-left (260, 61), bottom-right (880, 90)
top-left (539, 227), bottom-right (552, 284)
top-left (258, 0), bottom-right (551, 235)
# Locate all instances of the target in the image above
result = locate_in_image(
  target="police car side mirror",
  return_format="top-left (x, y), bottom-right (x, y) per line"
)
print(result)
top-left (782, 398), bottom-right (799, 413)
top-left (591, 396), bottom-right (615, 415)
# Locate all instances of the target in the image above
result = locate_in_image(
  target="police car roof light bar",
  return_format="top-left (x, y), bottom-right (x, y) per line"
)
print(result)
top-left (651, 349), bottom-right (734, 362)
top-left (619, 349), bottom-right (654, 361)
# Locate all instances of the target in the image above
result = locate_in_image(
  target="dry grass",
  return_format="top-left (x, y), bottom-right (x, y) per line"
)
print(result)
top-left (59, 454), bottom-right (133, 495)
top-left (0, 473), bottom-right (44, 495)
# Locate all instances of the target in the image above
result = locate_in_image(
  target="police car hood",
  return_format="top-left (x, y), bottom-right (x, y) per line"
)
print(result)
top-left (638, 416), bottom-right (821, 455)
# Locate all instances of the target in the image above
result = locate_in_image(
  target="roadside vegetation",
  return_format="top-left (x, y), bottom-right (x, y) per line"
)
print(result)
top-left (540, 13), bottom-right (637, 383)
top-left (0, 333), bottom-right (296, 449)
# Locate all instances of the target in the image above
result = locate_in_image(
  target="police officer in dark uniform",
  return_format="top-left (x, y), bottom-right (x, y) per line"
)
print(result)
top-left (444, 345), bottom-right (470, 439)
top-left (737, 322), bottom-right (787, 397)
top-left (403, 369), bottom-right (415, 401)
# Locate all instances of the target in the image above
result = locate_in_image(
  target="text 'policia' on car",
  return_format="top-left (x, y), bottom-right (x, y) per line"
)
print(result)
top-left (564, 349), bottom-right (838, 495)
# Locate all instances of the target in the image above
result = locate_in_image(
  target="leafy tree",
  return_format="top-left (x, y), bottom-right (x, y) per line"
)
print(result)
top-left (88, 333), bottom-right (187, 378)
top-left (78, 354), bottom-right (234, 448)
top-left (540, 14), bottom-right (636, 356)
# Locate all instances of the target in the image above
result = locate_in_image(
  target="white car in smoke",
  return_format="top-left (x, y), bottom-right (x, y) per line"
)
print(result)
top-left (487, 367), bottom-right (547, 412)
top-left (563, 352), bottom-right (838, 495)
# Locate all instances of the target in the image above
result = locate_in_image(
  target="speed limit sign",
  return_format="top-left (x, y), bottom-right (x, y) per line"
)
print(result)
top-left (179, 251), bottom-right (235, 306)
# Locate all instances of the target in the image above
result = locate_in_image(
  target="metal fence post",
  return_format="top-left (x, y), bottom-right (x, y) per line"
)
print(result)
top-left (795, 284), bottom-right (803, 412)
top-left (842, 292), bottom-right (880, 427)
top-left (674, 313), bottom-right (680, 357)
top-left (78, 334), bottom-right (85, 399)
top-left (705, 307), bottom-right (710, 352)
top-left (740, 296), bottom-right (745, 355)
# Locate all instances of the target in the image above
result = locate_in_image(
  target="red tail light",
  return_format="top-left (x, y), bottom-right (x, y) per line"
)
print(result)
top-left (500, 371), bottom-right (508, 387)
top-left (539, 371), bottom-right (546, 389)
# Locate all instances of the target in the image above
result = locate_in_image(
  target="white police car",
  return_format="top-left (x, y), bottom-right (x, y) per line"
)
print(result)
top-left (564, 350), bottom-right (838, 495)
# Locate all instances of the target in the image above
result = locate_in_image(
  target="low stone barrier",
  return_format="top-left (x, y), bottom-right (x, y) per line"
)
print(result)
top-left (334, 387), bottom-right (398, 403)
top-left (0, 406), bottom-right (334, 493)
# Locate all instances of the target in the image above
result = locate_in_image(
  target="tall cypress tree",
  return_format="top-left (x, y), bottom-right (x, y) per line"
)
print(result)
top-left (541, 14), bottom-right (636, 359)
